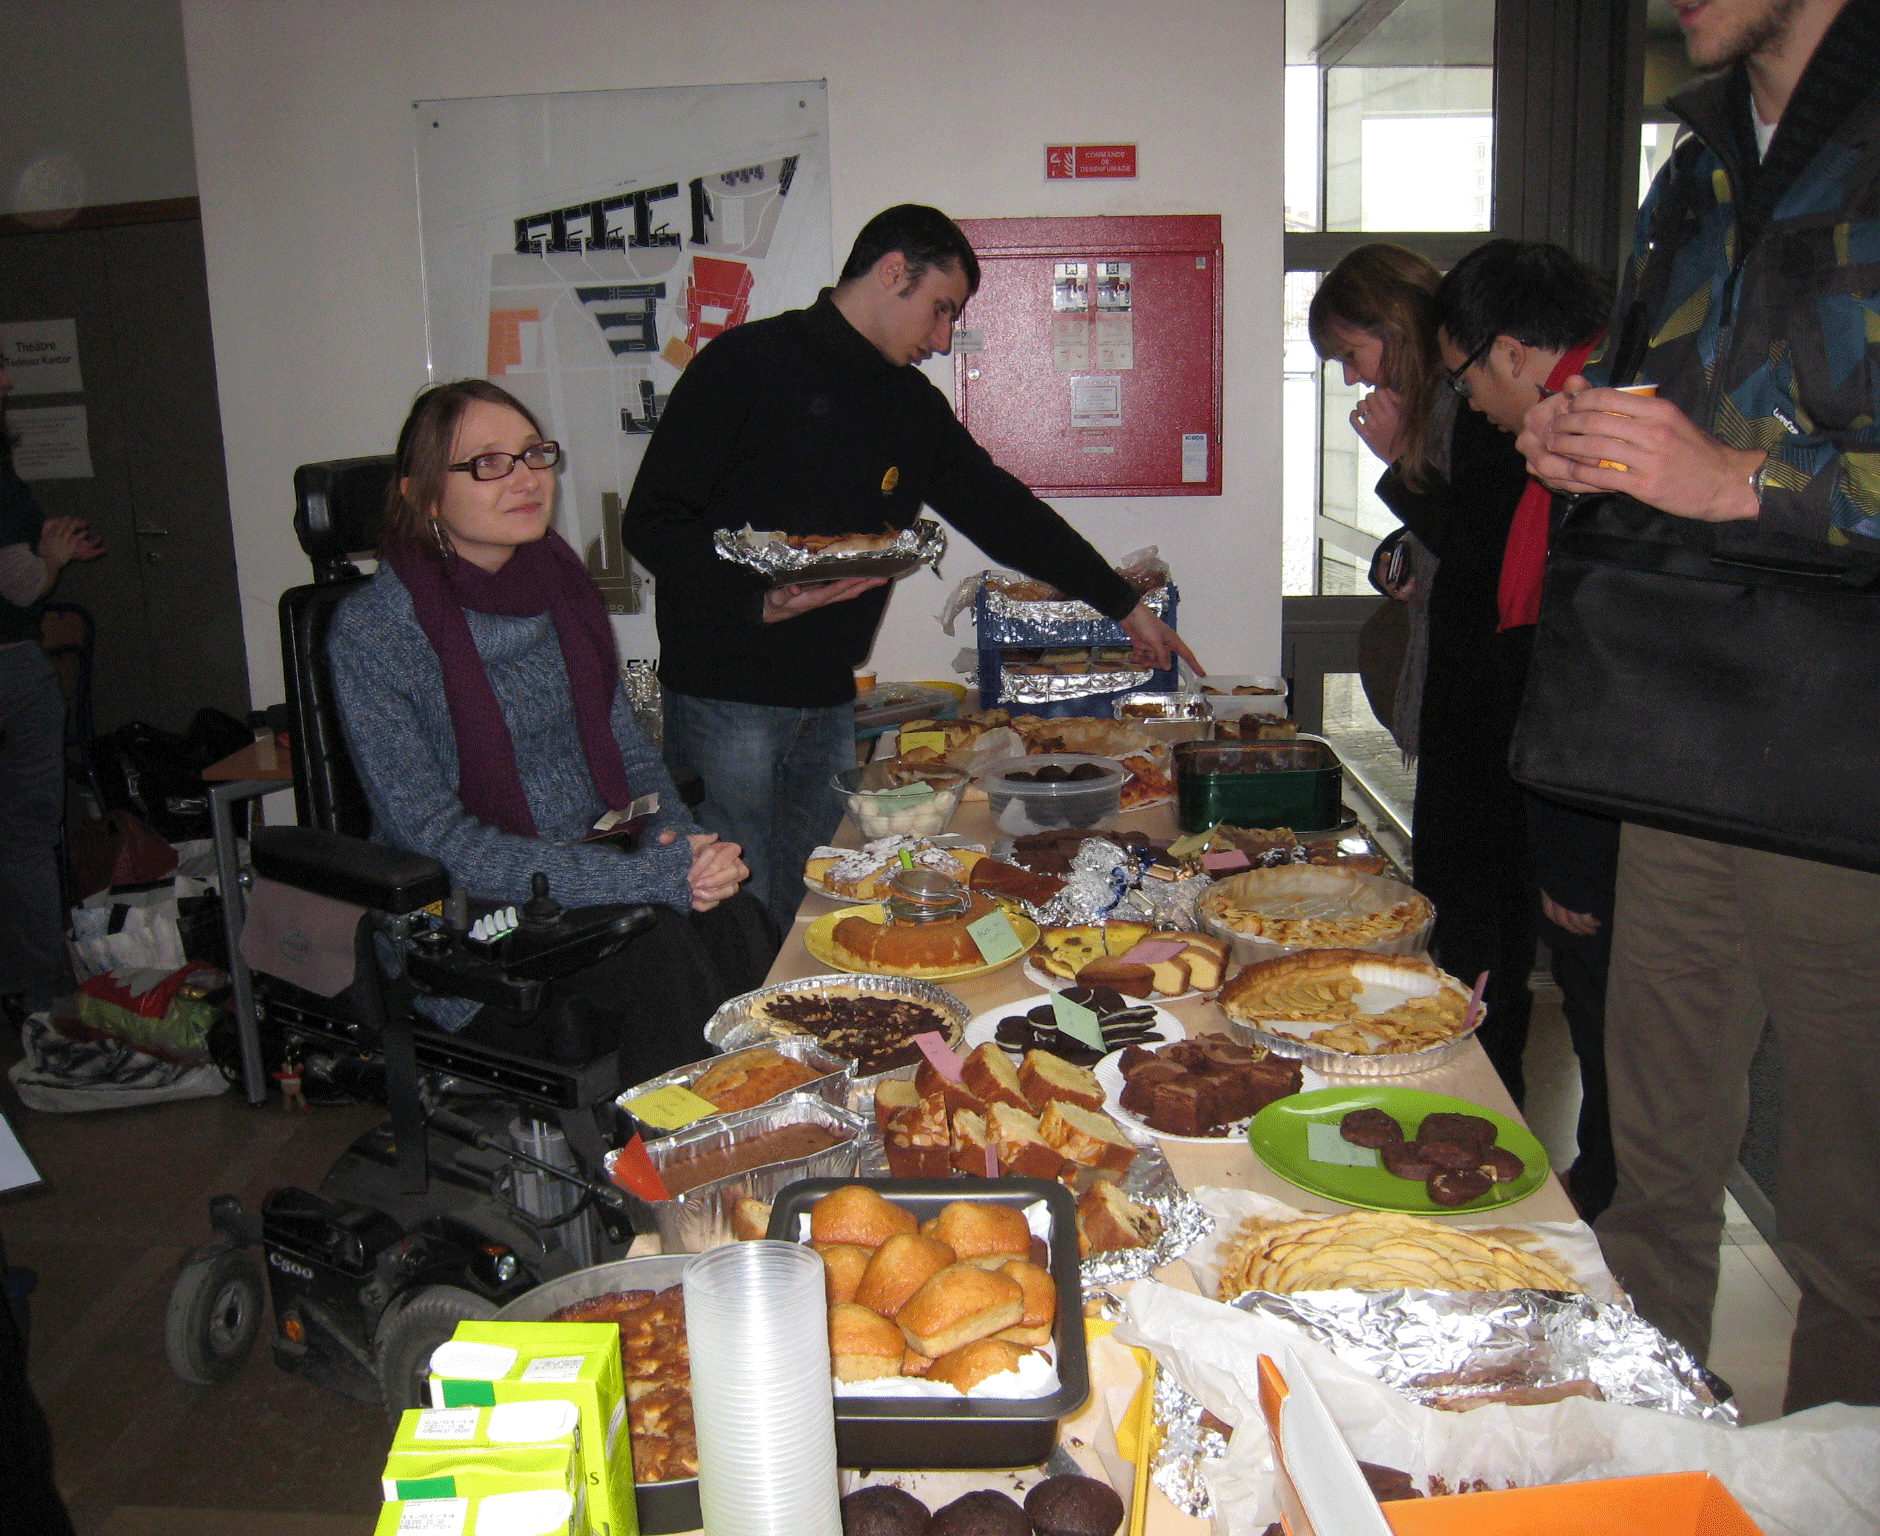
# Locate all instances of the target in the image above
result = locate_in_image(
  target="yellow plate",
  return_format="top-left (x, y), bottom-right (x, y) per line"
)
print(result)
top-left (803, 904), bottom-right (1040, 982)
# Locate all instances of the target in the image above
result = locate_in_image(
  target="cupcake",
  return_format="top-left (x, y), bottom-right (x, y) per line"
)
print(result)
top-left (1024, 1474), bottom-right (1125, 1536)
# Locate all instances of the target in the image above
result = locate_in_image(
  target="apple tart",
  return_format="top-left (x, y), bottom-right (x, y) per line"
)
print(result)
top-left (1218, 949), bottom-right (1472, 1056)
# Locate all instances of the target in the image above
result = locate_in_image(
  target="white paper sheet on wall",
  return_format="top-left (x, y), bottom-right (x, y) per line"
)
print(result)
top-left (0, 319), bottom-right (83, 394)
top-left (0, 1114), bottom-right (44, 1193)
top-left (9, 405), bottom-right (93, 480)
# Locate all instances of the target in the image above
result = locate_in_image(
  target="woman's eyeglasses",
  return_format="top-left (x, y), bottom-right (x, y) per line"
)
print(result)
top-left (448, 441), bottom-right (562, 481)
top-left (1445, 338), bottom-right (1495, 399)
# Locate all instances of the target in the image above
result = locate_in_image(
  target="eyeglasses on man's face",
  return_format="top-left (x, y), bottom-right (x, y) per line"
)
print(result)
top-left (1446, 337), bottom-right (1495, 399)
top-left (449, 441), bottom-right (562, 481)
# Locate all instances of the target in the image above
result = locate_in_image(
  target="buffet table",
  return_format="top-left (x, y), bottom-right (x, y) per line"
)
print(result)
top-left (732, 795), bottom-right (1586, 1534)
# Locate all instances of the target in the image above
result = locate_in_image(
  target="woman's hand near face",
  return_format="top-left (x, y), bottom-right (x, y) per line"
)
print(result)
top-left (1351, 388), bottom-right (1408, 465)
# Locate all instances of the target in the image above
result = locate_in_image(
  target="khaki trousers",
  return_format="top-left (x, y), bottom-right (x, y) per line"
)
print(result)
top-left (1594, 824), bottom-right (1880, 1410)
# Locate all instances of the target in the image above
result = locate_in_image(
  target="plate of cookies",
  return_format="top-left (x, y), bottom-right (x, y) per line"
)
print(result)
top-left (1246, 1086), bottom-right (1548, 1214)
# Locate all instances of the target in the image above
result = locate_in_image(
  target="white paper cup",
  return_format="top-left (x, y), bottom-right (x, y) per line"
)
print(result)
top-left (684, 1240), bottom-right (840, 1535)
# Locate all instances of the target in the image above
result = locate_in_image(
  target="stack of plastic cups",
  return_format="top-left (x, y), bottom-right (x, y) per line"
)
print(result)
top-left (684, 1239), bottom-right (842, 1535)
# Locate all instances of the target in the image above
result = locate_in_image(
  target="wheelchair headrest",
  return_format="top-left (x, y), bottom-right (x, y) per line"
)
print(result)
top-left (293, 456), bottom-right (395, 583)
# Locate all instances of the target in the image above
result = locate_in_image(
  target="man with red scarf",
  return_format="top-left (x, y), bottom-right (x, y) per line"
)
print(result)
top-left (1432, 240), bottom-right (1619, 1218)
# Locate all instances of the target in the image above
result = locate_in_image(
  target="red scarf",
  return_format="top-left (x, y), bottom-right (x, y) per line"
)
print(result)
top-left (1497, 336), bottom-right (1601, 632)
top-left (383, 529), bottom-right (632, 837)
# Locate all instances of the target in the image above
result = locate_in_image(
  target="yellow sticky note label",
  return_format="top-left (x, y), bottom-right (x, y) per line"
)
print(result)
top-left (622, 1084), bottom-right (720, 1131)
top-left (900, 729), bottom-right (948, 755)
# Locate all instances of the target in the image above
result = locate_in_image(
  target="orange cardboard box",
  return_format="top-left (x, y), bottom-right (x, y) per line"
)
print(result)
top-left (1382, 1470), bottom-right (1761, 1536)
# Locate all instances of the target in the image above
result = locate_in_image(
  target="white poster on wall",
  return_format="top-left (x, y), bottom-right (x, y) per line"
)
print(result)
top-left (414, 82), bottom-right (832, 642)
top-left (9, 405), bottom-right (93, 480)
top-left (0, 320), bottom-right (83, 394)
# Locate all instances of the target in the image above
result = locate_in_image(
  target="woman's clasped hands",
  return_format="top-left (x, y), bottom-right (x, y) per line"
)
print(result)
top-left (660, 829), bottom-right (749, 912)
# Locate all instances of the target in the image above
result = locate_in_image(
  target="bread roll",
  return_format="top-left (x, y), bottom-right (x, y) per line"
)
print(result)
top-left (925, 1337), bottom-right (1033, 1394)
top-left (820, 1243), bottom-right (873, 1307)
top-left (853, 1233), bottom-right (957, 1319)
top-left (811, 1184), bottom-right (918, 1249)
top-left (830, 1301), bottom-right (906, 1383)
top-left (994, 1259), bottom-right (1057, 1346)
top-left (896, 1264), bottom-right (1026, 1358)
top-left (922, 1200), bottom-right (1033, 1269)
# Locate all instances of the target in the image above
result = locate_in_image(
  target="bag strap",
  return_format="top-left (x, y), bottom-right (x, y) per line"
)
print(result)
top-left (1608, 134), bottom-right (1706, 386)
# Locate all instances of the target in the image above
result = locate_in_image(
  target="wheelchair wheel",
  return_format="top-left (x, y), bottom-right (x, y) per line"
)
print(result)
top-left (165, 1241), bottom-right (265, 1385)
top-left (374, 1284), bottom-right (498, 1415)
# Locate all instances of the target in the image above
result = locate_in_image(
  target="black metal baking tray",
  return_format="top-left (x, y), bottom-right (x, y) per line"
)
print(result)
top-left (765, 1176), bottom-right (1089, 1469)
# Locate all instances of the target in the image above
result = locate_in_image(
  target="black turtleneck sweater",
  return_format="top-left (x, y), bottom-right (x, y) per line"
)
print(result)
top-left (622, 289), bottom-right (1138, 708)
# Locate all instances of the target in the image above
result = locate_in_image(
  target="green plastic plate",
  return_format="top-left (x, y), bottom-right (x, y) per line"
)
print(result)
top-left (1246, 1086), bottom-right (1550, 1214)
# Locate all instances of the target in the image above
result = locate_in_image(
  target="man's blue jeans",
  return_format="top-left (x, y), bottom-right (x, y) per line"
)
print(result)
top-left (661, 689), bottom-right (854, 931)
top-left (0, 644), bottom-right (71, 1011)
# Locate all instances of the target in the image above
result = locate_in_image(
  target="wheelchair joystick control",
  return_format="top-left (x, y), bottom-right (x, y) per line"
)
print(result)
top-left (521, 872), bottom-right (561, 932)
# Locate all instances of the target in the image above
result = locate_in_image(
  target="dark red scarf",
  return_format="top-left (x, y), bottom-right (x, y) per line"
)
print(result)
top-left (1497, 335), bottom-right (1601, 632)
top-left (384, 530), bottom-right (632, 836)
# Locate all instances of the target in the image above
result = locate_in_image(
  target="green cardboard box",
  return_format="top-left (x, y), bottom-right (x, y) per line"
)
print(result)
top-left (372, 1487), bottom-right (579, 1535)
top-left (427, 1322), bottom-right (636, 1536)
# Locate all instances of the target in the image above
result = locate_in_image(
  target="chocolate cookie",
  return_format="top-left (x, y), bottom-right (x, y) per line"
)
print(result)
top-left (927, 1490), bottom-right (1030, 1536)
top-left (1024, 1473), bottom-right (1126, 1536)
top-left (1380, 1142), bottom-right (1436, 1180)
top-left (1339, 1108), bottom-right (1405, 1149)
top-left (1416, 1138), bottom-right (1484, 1172)
top-left (1479, 1146), bottom-right (1525, 1183)
top-left (1427, 1168), bottom-right (1494, 1206)
top-left (1417, 1112), bottom-right (1498, 1149)
top-left (842, 1486), bottom-right (931, 1536)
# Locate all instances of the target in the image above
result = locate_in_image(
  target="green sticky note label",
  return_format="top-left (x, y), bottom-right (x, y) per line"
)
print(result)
top-left (1051, 991), bottom-right (1108, 1052)
top-left (900, 729), bottom-right (948, 755)
top-left (967, 907), bottom-right (1025, 964)
top-left (1306, 1120), bottom-right (1382, 1167)
top-left (394, 1477), bottom-right (458, 1501)
top-left (622, 1083), bottom-right (721, 1130)
top-left (1167, 830), bottom-right (1212, 859)
top-left (439, 1380), bottom-right (497, 1408)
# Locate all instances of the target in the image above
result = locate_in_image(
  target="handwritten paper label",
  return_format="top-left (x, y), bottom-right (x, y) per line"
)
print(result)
top-left (1120, 939), bottom-right (1187, 966)
top-left (1306, 1120), bottom-right (1381, 1167)
top-left (607, 1135), bottom-right (671, 1202)
top-left (899, 730), bottom-right (948, 755)
top-left (621, 1084), bottom-right (720, 1131)
top-left (913, 1031), bottom-right (965, 1082)
top-left (1201, 849), bottom-right (1252, 873)
top-left (1051, 992), bottom-right (1107, 1052)
top-left (967, 907), bottom-right (1024, 964)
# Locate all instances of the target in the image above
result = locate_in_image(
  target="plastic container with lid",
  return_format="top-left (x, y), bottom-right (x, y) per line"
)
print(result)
top-left (1174, 736), bottom-right (1343, 833)
top-left (978, 753), bottom-right (1127, 834)
top-left (852, 681), bottom-right (959, 739)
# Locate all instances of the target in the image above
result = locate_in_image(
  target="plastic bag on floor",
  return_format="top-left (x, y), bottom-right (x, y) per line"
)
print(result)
top-left (8, 1014), bottom-right (228, 1113)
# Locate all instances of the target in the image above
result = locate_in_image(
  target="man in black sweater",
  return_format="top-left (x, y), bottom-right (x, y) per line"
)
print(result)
top-left (624, 205), bottom-right (1196, 927)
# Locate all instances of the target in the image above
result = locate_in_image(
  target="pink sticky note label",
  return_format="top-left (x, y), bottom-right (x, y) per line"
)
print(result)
top-left (913, 1031), bottom-right (964, 1082)
top-left (1464, 970), bottom-right (1490, 1028)
top-left (1201, 850), bottom-right (1252, 873)
top-left (1120, 939), bottom-right (1187, 966)
top-left (984, 1141), bottom-right (999, 1178)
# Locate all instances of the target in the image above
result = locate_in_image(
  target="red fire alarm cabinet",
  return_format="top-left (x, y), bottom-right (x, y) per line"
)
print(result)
top-left (953, 214), bottom-right (1222, 497)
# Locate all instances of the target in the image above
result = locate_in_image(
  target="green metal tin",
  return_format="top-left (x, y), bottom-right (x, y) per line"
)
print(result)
top-left (1173, 737), bottom-right (1344, 834)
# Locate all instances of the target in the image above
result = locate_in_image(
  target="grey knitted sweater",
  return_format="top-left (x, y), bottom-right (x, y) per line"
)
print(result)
top-left (327, 566), bottom-right (699, 915)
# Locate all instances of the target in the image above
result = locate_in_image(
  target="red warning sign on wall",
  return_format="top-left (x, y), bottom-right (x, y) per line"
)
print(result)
top-left (1045, 144), bottom-right (1138, 180)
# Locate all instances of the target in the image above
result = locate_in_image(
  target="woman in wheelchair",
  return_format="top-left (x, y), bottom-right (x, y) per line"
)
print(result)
top-left (327, 380), bottom-right (778, 1083)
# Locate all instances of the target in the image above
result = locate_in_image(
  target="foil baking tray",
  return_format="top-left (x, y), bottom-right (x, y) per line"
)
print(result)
top-left (704, 972), bottom-right (971, 1101)
top-left (713, 518), bottom-right (946, 589)
top-left (1230, 1288), bottom-right (1737, 1425)
top-left (613, 1038), bottom-right (854, 1143)
top-left (999, 669), bottom-right (1157, 704)
top-left (603, 1092), bottom-right (868, 1253)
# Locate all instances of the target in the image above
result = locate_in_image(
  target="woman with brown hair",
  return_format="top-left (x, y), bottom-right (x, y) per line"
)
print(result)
top-left (327, 379), bottom-right (776, 1082)
top-left (1309, 244), bottom-right (1539, 1104)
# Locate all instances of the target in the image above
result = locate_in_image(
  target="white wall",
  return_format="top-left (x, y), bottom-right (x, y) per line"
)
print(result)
top-left (180, 0), bottom-right (1284, 712)
top-left (2, 0), bottom-right (197, 212)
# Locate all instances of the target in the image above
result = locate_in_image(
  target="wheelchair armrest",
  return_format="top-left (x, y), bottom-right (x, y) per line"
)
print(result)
top-left (250, 825), bottom-right (450, 915)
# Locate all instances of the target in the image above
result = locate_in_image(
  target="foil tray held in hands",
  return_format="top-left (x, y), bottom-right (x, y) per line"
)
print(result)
top-left (713, 518), bottom-right (947, 589)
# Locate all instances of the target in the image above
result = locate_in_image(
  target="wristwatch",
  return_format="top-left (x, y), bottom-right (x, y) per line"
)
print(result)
top-left (1749, 451), bottom-right (1774, 507)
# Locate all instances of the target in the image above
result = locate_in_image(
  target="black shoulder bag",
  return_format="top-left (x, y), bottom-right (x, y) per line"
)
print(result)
top-left (1507, 140), bottom-right (1880, 874)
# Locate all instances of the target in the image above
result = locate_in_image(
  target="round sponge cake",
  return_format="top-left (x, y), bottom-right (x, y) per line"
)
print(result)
top-left (830, 894), bottom-right (1001, 976)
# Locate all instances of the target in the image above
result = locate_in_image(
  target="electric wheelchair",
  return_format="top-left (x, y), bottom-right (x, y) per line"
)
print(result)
top-left (165, 457), bottom-right (692, 1411)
